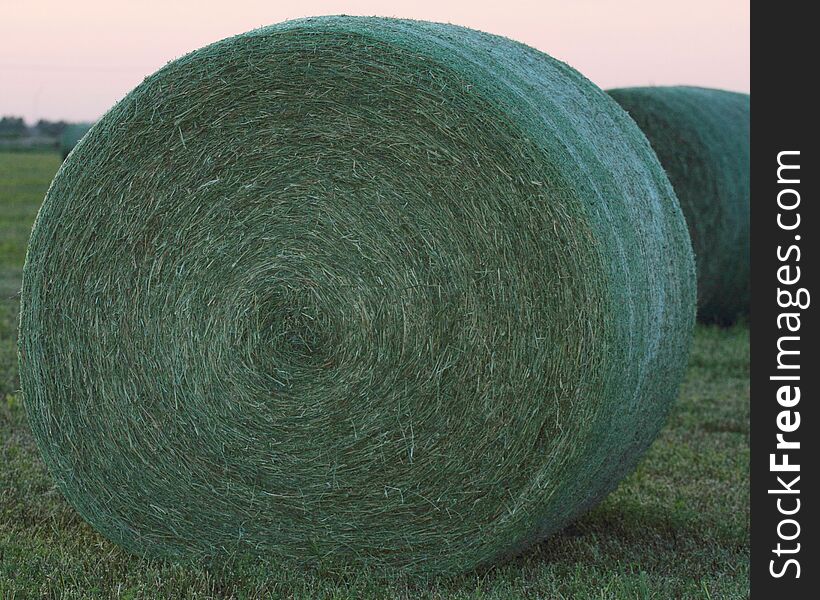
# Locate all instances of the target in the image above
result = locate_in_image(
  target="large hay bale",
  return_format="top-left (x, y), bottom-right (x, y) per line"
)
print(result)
top-left (608, 86), bottom-right (750, 323)
top-left (19, 17), bottom-right (695, 574)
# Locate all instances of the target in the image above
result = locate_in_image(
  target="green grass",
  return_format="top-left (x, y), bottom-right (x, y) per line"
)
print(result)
top-left (0, 151), bottom-right (749, 599)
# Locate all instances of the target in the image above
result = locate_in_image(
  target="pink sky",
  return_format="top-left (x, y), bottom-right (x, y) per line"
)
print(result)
top-left (1, 0), bottom-right (749, 123)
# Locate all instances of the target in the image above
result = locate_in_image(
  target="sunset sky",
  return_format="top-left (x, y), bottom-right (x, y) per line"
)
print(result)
top-left (1, 0), bottom-right (750, 123)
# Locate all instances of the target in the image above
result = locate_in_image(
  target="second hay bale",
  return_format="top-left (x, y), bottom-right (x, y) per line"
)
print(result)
top-left (608, 86), bottom-right (750, 323)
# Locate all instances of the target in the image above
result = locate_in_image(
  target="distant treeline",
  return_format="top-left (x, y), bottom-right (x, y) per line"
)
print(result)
top-left (1, 116), bottom-right (94, 154)
top-left (0, 116), bottom-right (75, 139)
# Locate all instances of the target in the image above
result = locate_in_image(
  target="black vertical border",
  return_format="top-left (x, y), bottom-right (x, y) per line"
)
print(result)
top-left (751, 1), bottom-right (816, 596)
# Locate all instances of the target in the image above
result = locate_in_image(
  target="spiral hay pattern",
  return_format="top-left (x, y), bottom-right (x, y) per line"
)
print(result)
top-left (19, 17), bottom-right (695, 574)
top-left (608, 86), bottom-right (750, 323)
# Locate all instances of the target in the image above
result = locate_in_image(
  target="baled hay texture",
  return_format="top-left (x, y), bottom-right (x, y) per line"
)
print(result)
top-left (19, 17), bottom-right (695, 575)
top-left (608, 86), bottom-right (750, 323)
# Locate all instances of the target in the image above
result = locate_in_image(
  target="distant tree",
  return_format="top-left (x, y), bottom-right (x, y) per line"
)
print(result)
top-left (35, 119), bottom-right (68, 137)
top-left (0, 116), bottom-right (27, 138)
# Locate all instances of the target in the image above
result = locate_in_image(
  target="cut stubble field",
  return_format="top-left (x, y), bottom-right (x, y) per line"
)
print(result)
top-left (0, 152), bottom-right (749, 599)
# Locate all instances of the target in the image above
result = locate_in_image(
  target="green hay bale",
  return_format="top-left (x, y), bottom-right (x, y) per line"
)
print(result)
top-left (19, 17), bottom-right (695, 575)
top-left (59, 123), bottom-right (93, 161)
top-left (607, 86), bottom-right (750, 323)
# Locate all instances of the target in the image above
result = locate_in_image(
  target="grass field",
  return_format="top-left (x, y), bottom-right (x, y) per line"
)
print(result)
top-left (0, 151), bottom-right (749, 599)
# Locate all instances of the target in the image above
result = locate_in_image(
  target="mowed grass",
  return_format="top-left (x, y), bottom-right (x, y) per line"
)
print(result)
top-left (0, 151), bottom-right (749, 599)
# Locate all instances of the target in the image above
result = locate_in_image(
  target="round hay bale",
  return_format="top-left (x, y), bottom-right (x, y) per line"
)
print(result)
top-left (59, 122), bottom-right (93, 161)
top-left (19, 17), bottom-right (695, 574)
top-left (607, 86), bottom-right (750, 323)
